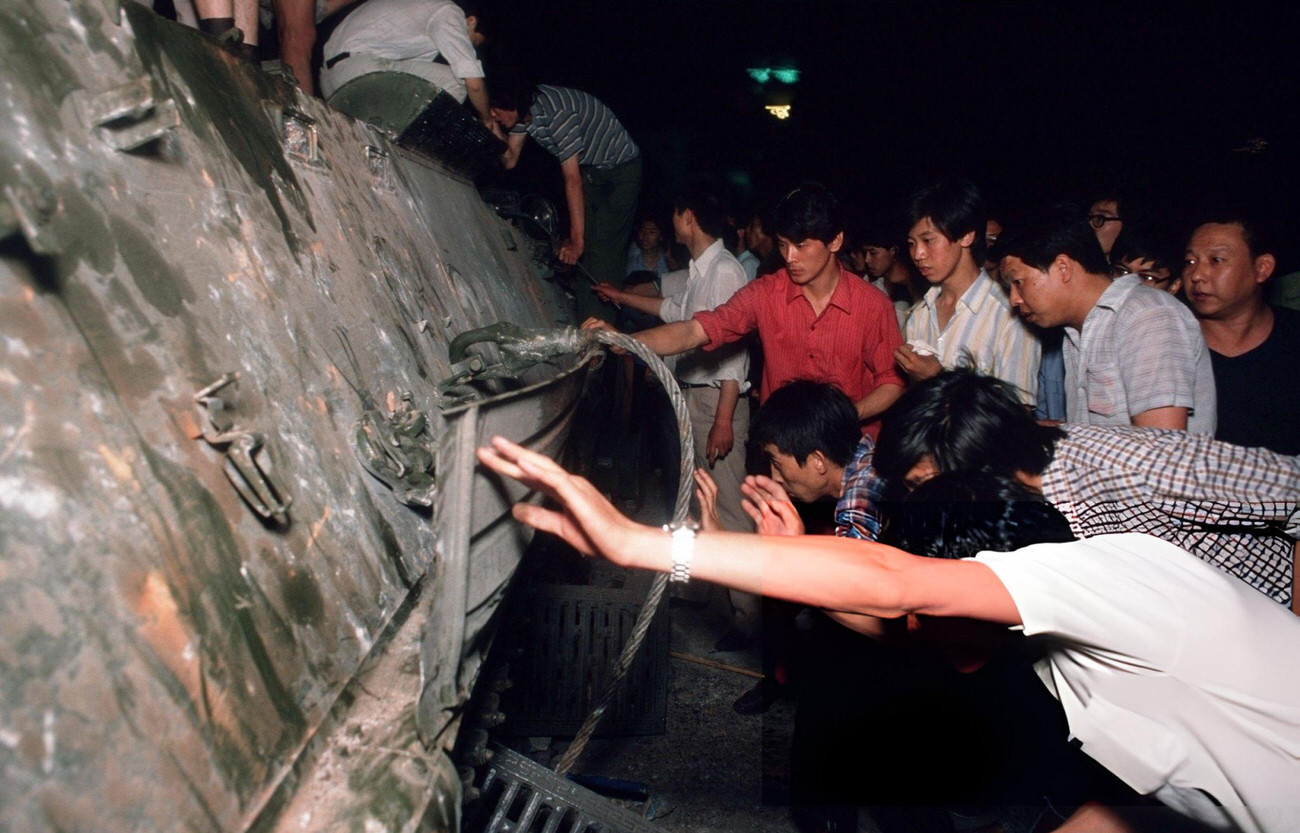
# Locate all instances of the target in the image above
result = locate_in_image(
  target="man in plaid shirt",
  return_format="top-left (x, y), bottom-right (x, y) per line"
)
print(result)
top-left (746, 381), bottom-right (886, 540)
top-left (875, 370), bottom-right (1300, 609)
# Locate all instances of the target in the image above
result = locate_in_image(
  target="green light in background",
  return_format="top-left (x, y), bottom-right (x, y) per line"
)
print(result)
top-left (746, 67), bottom-right (800, 85)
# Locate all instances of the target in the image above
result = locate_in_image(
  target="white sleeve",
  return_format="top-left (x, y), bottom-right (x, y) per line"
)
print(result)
top-left (427, 3), bottom-right (484, 79)
top-left (973, 535), bottom-right (1183, 667)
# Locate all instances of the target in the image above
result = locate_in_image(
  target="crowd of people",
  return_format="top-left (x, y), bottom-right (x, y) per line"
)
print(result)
top-left (150, 2), bottom-right (1300, 830)
top-left (474, 84), bottom-right (1300, 833)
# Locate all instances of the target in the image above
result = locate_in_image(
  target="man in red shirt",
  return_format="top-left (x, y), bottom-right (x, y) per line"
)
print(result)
top-left (584, 184), bottom-right (904, 436)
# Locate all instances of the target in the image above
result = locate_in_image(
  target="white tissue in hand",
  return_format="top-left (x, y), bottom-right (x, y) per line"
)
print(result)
top-left (907, 340), bottom-right (938, 357)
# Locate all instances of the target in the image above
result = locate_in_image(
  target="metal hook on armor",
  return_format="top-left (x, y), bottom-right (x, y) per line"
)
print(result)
top-left (439, 323), bottom-right (591, 394)
top-left (194, 372), bottom-right (292, 525)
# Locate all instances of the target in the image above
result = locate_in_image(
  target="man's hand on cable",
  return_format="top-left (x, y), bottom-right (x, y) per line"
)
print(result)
top-left (740, 475), bottom-right (804, 536)
top-left (706, 419), bottom-right (733, 466)
top-left (579, 317), bottom-right (630, 354)
top-left (693, 467), bottom-right (722, 533)
top-left (593, 282), bottom-right (624, 304)
top-left (477, 436), bottom-right (641, 561)
top-left (558, 237), bottom-right (585, 265)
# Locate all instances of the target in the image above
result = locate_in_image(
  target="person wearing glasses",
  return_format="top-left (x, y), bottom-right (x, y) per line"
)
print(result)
top-left (1108, 225), bottom-right (1183, 295)
top-left (999, 205), bottom-right (1216, 434)
top-left (1185, 213), bottom-right (1300, 455)
top-left (1087, 195), bottom-right (1125, 258)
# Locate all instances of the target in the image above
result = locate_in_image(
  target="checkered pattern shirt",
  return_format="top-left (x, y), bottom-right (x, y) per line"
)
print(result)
top-left (1040, 424), bottom-right (1300, 605)
top-left (835, 435), bottom-right (885, 540)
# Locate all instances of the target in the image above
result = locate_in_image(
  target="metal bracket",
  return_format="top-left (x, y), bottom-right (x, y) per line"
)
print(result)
top-left (194, 372), bottom-right (292, 525)
top-left (70, 77), bottom-right (180, 152)
top-left (352, 391), bottom-right (438, 508)
top-left (366, 145), bottom-right (395, 191)
top-left (280, 109), bottom-right (323, 165)
top-left (1, 184), bottom-right (61, 254)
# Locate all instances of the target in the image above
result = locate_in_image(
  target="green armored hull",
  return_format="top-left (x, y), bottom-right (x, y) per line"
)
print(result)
top-left (0, 4), bottom-right (591, 831)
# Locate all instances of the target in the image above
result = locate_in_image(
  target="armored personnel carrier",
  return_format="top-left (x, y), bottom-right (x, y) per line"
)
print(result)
top-left (0, 3), bottom-right (597, 831)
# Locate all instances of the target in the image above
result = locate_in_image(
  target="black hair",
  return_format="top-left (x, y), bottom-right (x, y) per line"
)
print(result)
top-left (994, 204), bottom-right (1110, 275)
top-left (1186, 210), bottom-right (1276, 259)
top-left (874, 370), bottom-right (1064, 486)
top-left (672, 180), bottom-right (729, 240)
top-left (905, 178), bottom-right (988, 265)
top-left (771, 183), bottom-right (844, 245)
top-left (857, 212), bottom-right (904, 252)
top-left (1109, 223), bottom-right (1180, 273)
top-left (488, 75), bottom-right (532, 114)
top-left (880, 471), bottom-right (1076, 560)
top-left (750, 381), bottom-right (861, 468)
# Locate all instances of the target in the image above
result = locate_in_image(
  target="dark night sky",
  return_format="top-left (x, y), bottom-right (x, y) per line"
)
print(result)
top-left (479, 1), bottom-right (1299, 257)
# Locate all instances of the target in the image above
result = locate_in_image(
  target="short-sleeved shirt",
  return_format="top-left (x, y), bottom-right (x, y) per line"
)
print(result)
top-left (659, 239), bottom-right (749, 388)
top-left (512, 85), bottom-right (639, 169)
top-left (324, 0), bottom-right (484, 79)
top-left (1063, 275), bottom-right (1216, 433)
top-left (626, 246), bottom-right (671, 280)
top-left (834, 434), bottom-right (885, 540)
top-left (975, 534), bottom-right (1300, 833)
top-left (1040, 423), bottom-right (1300, 605)
top-left (1210, 305), bottom-right (1300, 456)
top-left (907, 269), bottom-right (1041, 405)
top-left (693, 267), bottom-right (905, 436)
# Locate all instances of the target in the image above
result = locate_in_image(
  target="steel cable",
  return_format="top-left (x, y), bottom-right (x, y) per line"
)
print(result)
top-left (552, 328), bottom-right (696, 776)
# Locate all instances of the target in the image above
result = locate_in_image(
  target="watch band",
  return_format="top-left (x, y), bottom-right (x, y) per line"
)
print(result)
top-left (664, 521), bottom-right (698, 584)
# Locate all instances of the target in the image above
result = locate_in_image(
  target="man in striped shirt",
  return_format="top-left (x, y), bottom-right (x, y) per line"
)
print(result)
top-left (1000, 206), bottom-right (1216, 433)
top-left (490, 83), bottom-right (641, 323)
top-left (896, 179), bottom-right (1041, 406)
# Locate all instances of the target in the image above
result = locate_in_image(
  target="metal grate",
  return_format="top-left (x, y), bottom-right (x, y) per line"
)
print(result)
top-left (470, 744), bottom-right (659, 833)
top-left (498, 584), bottom-right (668, 738)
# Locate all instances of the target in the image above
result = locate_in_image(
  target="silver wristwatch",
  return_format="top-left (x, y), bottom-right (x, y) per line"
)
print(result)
top-left (663, 520), bottom-right (699, 584)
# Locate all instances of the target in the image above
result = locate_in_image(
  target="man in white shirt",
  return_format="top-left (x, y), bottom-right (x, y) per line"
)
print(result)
top-left (591, 182), bottom-right (754, 634)
top-left (896, 179), bottom-right (1040, 405)
top-left (478, 440), bottom-right (1300, 833)
top-left (1000, 206), bottom-right (1216, 433)
top-left (320, 0), bottom-right (489, 125)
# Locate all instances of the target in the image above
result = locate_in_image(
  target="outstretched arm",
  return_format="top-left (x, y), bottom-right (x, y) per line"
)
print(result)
top-left (581, 317), bottom-right (709, 358)
top-left (477, 436), bottom-right (1022, 624)
top-left (558, 156), bottom-right (585, 265)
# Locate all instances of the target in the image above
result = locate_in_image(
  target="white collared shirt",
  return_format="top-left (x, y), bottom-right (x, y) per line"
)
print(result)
top-left (975, 534), bottom-right (1300, 833)
top-left (660, 239), bottom-right (749, 388)
top-left (906, 269), bottom-right (1040, 405)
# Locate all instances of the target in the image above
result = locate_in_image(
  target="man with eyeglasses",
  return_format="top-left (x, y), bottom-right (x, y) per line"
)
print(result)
top-left (1087, 196), bottom-right (1124, 258)
top-left (1185, 213), bottom-right (1300, 455)
top-left (1108, 225), bottom-right (1183, 295)
top-left (999, 205), bottom-right (1216, 433)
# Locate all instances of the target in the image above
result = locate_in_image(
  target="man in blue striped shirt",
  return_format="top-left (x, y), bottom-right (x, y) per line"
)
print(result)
top-left (490, 83), bottom-right (641, 323)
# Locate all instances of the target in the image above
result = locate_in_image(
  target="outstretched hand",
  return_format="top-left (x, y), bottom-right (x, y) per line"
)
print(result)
top-left (740, 475), bottom-right (804, 536)
top-left (476, 436), bottom-right (642, 563)
top-left (693, 467), bottom-right (721, 532)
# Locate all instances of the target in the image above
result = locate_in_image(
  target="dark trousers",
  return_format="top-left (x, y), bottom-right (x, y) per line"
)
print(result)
top-left (575, 157), bottom-right (641, 324)
top-left (789, 617), bottom-right (1136, 832)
